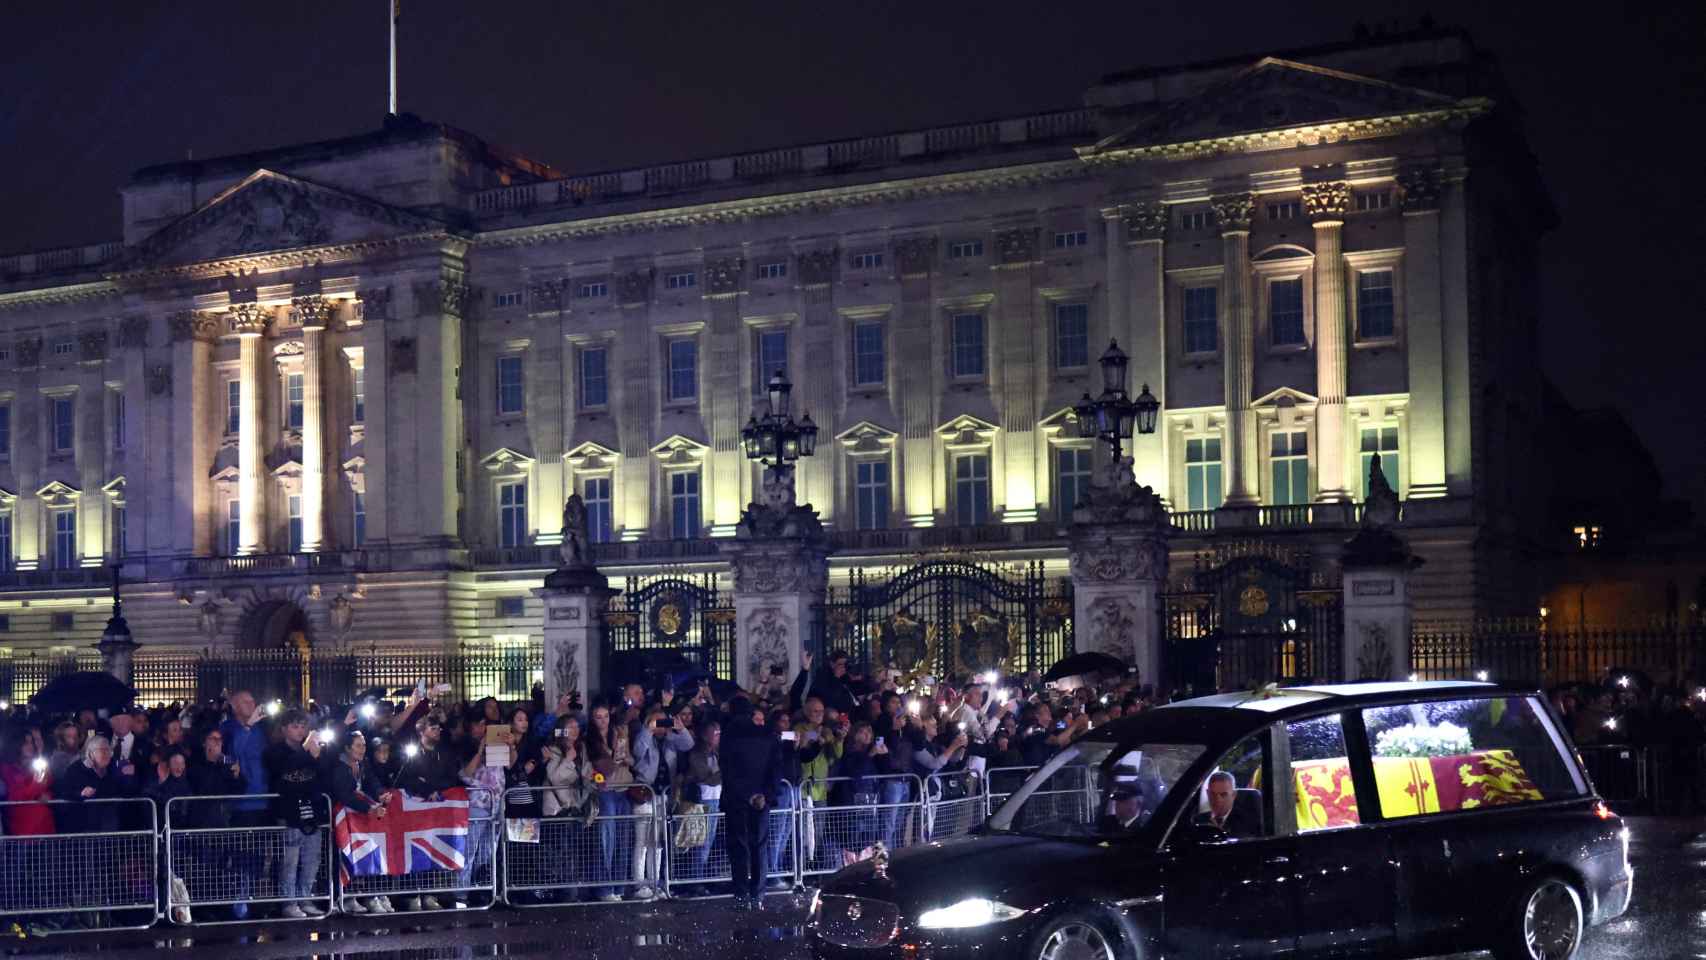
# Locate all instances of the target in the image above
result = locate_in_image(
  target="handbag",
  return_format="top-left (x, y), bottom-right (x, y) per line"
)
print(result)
top-left (673, 802), bottom-right (708, 849)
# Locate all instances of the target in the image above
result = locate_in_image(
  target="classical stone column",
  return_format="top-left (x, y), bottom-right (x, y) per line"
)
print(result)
top-left (1399, 168), bottom-right (1449, 499)
top-left (1338, 460), bottom-right (1421, 680)
top-left (167, 311), bottom-right (217, 556)
top-left (294, 296), bottom-right (331, 551)
top-left (703, 256), bottom-right (746, 535)
top-left (1212, 193), bottom-right (1258, 506)
top-left (1124, 203), bottom-right (1169, 499)
top-left (356, 287), bottom-right (391, 546)
top-left (1069, 459), bottom-right (1170, 689)
top-left (230, 302), bottom-right (271, 554)
top-left (994, 228), bottom-right (1040, 521)
top-left (722, 466), bottom-right (831, 690)
top-left (1304, 181), bottom-right (1352, 503)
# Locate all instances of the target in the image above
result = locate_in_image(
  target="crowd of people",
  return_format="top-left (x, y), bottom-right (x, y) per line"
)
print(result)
top-left (0, 651), bottom-right (1160, 929)
top-left (1548, 675), bottom-right (1706, 814)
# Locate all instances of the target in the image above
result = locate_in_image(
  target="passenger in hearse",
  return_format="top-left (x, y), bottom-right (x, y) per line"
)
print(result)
top-left (1193, 771), bottom-right (1263, 838)
top-left (1097, 785), bottom-right (1146, 833)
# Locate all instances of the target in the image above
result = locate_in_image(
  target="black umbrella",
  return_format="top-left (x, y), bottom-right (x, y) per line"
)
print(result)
top-left (1043, 651), bottom-right (1128, 683)
top-left (31, 671), bottom-right (138, 714)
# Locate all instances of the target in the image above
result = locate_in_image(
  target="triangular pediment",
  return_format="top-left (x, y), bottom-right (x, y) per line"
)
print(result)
top-left (936, 414), bottom-right (999, 447)
top-left (1038, 406), bottom-right (1090, 436)
top-left (35, 480), bottom-right (81, 505)
top-left (835, 420), bottom-right (898, 455)
top-left (564, 440), bottom-right (620, 471)
top-left (100, 476), bottom-right (127, 503)
top-left (650, 433), bottom-right (709, 467)
top-left (120, 169), bottom-right (449, 271)
top-left (1253, 386), bottom-right (1319, 407)
top-left (480, 446), bottom-right (537, 475)
top-left (0, 485), bottom-right (15, 506)
top-left (1087, 58), bottom-right (1465, 154)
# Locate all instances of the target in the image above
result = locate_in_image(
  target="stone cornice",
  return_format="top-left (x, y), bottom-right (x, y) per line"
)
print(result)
top-left (1079, 104), bottom-right (1487, 166)
top-left (0, 281), bottom-right (120, 312)
top-left (105, 231), bottom-right (461, 289)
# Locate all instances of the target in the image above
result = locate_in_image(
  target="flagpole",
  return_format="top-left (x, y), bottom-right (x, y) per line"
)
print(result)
top-left (387, 0), bottom-right (398, 116)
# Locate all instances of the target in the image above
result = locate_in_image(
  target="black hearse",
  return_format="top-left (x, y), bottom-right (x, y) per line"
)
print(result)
top-left (810, 681), bottom-right (1631, 960)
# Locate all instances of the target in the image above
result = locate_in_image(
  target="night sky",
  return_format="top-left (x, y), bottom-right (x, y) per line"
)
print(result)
top-left (2, 2), bottom-right (1701, 513)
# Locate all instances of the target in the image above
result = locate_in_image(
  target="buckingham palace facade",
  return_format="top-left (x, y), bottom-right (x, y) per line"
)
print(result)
top-left (0, 29), bottom-right (1551, 662)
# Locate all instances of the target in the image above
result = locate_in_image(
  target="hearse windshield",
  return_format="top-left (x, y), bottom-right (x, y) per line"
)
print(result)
top-left (987, 740), bottom-right (1207, 839)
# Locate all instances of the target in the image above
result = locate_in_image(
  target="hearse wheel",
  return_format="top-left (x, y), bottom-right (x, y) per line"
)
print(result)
top-left (1029, 909), bottom-right (1122, 960)
top-left (1498, 876), bottom-right (1584, 960)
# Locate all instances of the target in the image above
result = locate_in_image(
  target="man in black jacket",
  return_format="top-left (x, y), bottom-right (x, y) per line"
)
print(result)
top-left (394, 713), bottom-right (460, 800)
top-left (719, 697), bottom-right (779, 909)
top-left (788, 651), bottom-right (859, 717)
top-left (263, 710), bottom-right (328, 918)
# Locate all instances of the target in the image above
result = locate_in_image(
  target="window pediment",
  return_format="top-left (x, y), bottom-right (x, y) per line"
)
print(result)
top-left (835, 420), bottom-right (898, 456)
top-left (650, 433), bottom-right (709, 468)
top-left (937, 414), bottom-right (999, 450)
top-left (480, 446), bottom-right (536, 478)
top-left (1253, 386), bottom-right (1318, 408)
top-left (1038, 406), bottom-right (1091, 440)
top-left (0, 485), bottom-right (15, 507)
top-left (35, 480), bottom-right (81, 506)
top-left (100, 476), bottom-right (126, 505)
top-left (565, 440), bottom-right (620, 473)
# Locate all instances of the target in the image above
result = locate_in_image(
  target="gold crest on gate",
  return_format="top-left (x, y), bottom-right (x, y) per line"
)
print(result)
top-left (1238, 584), bottom-right (1270, 618)
top-left (657, 602), bottom-right (683, 636)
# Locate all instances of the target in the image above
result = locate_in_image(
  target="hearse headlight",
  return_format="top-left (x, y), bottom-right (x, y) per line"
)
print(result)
top-left (916, 897), bottom-right (1026, 929)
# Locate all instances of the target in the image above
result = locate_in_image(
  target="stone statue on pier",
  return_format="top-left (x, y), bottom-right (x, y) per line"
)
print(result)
top-left (560, 493), bottom-right (590, 568)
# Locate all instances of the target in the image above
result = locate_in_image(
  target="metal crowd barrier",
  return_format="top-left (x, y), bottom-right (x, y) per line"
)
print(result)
top-left (338, 786), bottom-right (499, 915)
top-left (798, 774), bottom-right (924, 880)
top-left (662, 779), bottom-right (800, 899)
top-left (502, 784), bottom-right (663, 906)
top-left (985, 764), bottom-right (1042, 817)
top-left (164, 792), bottom-right (333, 924)
top-left (1579, 745), bottom-right (1649, 809)
top-left (922, 770), bottom-right (984, 843)
top-left (0, 797), bottom-right (159, 934)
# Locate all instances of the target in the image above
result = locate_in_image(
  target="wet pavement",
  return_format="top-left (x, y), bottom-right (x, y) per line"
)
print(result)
top-left (7, 818), bottom-right (1700, 959)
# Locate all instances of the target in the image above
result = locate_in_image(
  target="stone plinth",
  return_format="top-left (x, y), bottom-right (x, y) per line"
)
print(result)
top-left (1068, 458), bottom-right (1170, 688)
top-left (723, 493), bottom-right (831, 691)
top-left (535, 564), bottom-right (618, 706)
top-left (1339, 458), bottom-right (1422, 681)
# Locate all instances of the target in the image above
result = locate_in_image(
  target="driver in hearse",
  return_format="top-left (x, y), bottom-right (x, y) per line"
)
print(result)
top-left (1096, 785), bottom-right (1146, 833)
top-left (1194, 770), bottom-right (1262, 837)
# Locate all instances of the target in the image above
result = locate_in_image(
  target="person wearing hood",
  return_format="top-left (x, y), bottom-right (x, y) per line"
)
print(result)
top-left (718, 696), bottom-right (780, 909)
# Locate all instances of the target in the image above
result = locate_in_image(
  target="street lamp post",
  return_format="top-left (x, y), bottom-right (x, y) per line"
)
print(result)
top-left (1072, 340), bottom-right (1160, 461)
top-left (741, 370), bottom-right (819, 507)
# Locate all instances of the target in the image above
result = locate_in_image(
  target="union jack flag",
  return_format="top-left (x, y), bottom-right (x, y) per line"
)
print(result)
top-left (335, 786), bottom-right (470, 876)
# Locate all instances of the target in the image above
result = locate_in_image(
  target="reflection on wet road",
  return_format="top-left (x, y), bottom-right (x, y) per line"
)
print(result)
top-left (9, 819), bottom-right (1701, 959)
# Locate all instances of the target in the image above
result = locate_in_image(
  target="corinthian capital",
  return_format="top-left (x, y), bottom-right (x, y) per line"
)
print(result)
top-left (1398, 167), bottom-right (1444, 212)
top-left (169, 310), bottom-right (220, 343)
top-left (1211, 194), bottom-right (1256, 233)
top-left (227, 303), bottom-right (272, 338)
top-left (290, 295), bottom-right (332, 331)
top-left (1301, 181), bottom-right (1352, 222)
top-left (1123, 202), bottom-right (1168, 242)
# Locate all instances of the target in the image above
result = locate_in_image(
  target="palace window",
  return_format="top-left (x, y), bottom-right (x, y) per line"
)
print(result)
top-left (1183, 286), bottom-right (1218, 354)
top-left (223, 500), bottom-right (240, 556)
top-left (496, 355), bottom-right (525, 415)
top-left (353, 492), bottom-right (366, 547)
top-left (52, 510), bottom-right (76, 570)
top-left (494, 291), bottom-right (523, 308)
top-left (584, 476), bottom-right (613, 543)
top-left (498, 481), bottom-right (528, 548)
top-left (855, 459), bottom-right (890, 530)
top-left (950, 313), bottom-right (985, 378)
top-left (852, 322), bottom-right (885, 387)
top-left (1185, 437), bottom-right (1224, 512)
top-left (1270, 278), bottom-right (1305, 346)
top-left (287, 495), bottom-right (303, 553)
top-left (1573, 524), bottom-right (1603, 550)
top-left (0, 403), bottom-right (10, 459)
top-left (226, 380), bottom-right (241, 435)
top-left (755, 329), bottom-right (788, 391)
top-left (1178, 210), bottom-right (1210, 232)
top-left (850, 251), bottom-right (884, 271)
top-left (666, 338), bottom-right (698, 403)
top-left (1270, 430), bottom-right (1310, 506)
top-left (352, 366), bottom-right (365, 423)
top-left (953, 453), bottom-right (991, 525)
top-left (51, 396), bottom-right (74, 452)
top-left (497, 596), bottom-right (526, 618)
top-left (285, 373), bottom-right (304, 430)
top-left (948, 239), bottom-right (983, 259)
top-left (665, 271), bottom-right (697, 290)
top-left (755, 261), bottom-right (787, 280)
top-left (1360, 426), bottom-right (1401, 498)
top-left (1356, 270), bottom-right (1396, 339)
top-left (111, 392), bottom-right (125, 451)
top-left (1053, 230), bottom-right (1089, 249)
top-left (576, 280), bottom-right (608, 299)
top-left (669, 470), bottom-right (701, 539)
top-left (1267, 200), bottom-right (1300, 221)
top-left (112, 505), bottom-right (126, 558)
top-left (1354, 190), bottom-right (1392, 212)
top-left (579, 347), bottom-right (608, 409)
top-left (0, 513), bottom-right (10, 570)
top-left (52, 339), bottom-right (74, 357)
top-left (1054, 303), bottom-right (1089, 369)
top-left (1055, 446), bottom-right (1093, 522)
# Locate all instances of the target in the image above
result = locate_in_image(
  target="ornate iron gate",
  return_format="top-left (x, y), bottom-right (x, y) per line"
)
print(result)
top-left (1161, 542), bottom-right (1341, 694)
top-left (602, 573), bottom-right (736, 689)
top-left (814, 559), bottom-right (1073, 681)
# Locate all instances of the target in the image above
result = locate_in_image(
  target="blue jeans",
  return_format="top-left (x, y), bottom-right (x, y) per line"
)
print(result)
top-left (762, 783), bottom-right (797, 881)
top-left (596, 792), bottom-right (632, 895)
top-left (689, 798), bottom-right (720, 884)
top-left (278, 827), bottom-right (322, 902)
top-left (877, 779), bottom-right (909, 851)
top-left (458, 813), bottom-right (493, 891)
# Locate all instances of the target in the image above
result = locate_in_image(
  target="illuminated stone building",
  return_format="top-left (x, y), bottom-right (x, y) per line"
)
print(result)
top-left (0, 29), bottom-right (1551, 673)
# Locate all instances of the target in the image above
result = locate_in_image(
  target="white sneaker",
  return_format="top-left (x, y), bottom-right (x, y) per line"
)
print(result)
top-left (402, 897), bottom-right (422, 912)
top-left (281, 904), bottom-right (307, 919)
top-left (453, 900), bottom-right (469, 910)
top-left (630, 886), bottom-right (656, 901)
top-left (368, 897), bottom-right (392, 913)
top-left (600, 892), bottom-right (623, 902)
top-left (342, 897), bottom-right (366, 914)
top-left (420, 895), bottom-right (444, 910)
top-left (300, 902), bottom-right (326, 918)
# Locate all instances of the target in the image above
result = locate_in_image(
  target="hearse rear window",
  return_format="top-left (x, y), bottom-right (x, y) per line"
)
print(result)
top-left (1359, 697), bottom-right (1585, 820)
